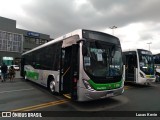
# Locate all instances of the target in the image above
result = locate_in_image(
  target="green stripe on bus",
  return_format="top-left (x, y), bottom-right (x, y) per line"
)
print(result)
top-left (88, 80), bottom-right (122, 90)
top-left (26, 71), bottom-right (39, 80)
top-left (146, 75), bottom-right (155, 78)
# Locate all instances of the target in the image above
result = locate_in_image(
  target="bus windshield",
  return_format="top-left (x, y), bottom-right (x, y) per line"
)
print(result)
top-left (83, 41), bottom-right (123, 78)
top-left (138, 50), bottom-right (154, 75)
top-left (154, 54), bottom-right (160, 64)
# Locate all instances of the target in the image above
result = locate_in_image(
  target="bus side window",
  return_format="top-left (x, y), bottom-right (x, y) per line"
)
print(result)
top-left (54, 48), bottom-right (62, 70)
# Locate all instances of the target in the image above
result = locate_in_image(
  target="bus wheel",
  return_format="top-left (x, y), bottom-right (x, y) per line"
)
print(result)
top-left (49, 79), bottom-right (56, 94)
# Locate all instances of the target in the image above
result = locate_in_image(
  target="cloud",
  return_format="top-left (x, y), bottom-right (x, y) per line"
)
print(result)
top-left (1, 0), bottom-right (160, 53)
top-left (88, 0), bottom-right (160, 26)
top-left (19, 0), bottom-right (100, 37)
top-left (6, 0), bottom-right (160, 37)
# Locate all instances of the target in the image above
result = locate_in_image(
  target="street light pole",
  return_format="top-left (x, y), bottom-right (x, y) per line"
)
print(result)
top-left (109, 26), bottom-right (117, 35)
top-left (147, 42), bottom-right (152, 51)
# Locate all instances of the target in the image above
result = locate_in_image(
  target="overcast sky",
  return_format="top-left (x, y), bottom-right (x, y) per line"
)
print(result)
top-left (0, 0), bottom-right (160, 54)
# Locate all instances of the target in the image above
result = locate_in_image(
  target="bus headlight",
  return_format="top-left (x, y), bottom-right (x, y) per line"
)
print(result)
top-left (83, 79), bottom-right (94, 91)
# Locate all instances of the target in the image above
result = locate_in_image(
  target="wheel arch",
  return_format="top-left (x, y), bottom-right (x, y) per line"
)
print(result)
top-left (47, 74), bottom-right (55, 88)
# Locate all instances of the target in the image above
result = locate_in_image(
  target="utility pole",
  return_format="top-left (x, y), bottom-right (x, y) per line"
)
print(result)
top-left (109, 26), bottom-right (117, 35)
top-left (147, 42), bottom-right (152, 51)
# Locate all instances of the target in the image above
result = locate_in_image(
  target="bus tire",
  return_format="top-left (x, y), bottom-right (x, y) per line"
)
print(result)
top-left (48, 77), bottom-right (57, 95)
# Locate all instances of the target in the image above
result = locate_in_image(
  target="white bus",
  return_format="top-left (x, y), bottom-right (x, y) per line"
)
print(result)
top-left (153, 54), bottom-right (160, 82)
top-left (123, 49), bottom-right (155, 84)
top-left (20, 29), bottom-right (125, 101)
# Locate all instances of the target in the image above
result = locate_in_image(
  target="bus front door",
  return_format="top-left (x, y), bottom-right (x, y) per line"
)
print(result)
top-left (60, 44), bottom-right (79, 100)
top-left (125, 55), bottom-right (137, 82)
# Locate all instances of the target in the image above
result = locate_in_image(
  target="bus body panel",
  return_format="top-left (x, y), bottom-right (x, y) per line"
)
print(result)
top-left (77, 86), bottom-right (124, 101)
top-left (24, 65), bottom-right (60, 92)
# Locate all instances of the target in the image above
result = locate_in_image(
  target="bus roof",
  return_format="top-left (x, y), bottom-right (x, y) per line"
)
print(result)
top-left (22, 29), bottom-right (83, 55)
top-left (154, 53), bottom-right (160, 56)
top-left (22, 29), bottom-right (119, 55)
top-left (123, 49), bottom-right (151, 52)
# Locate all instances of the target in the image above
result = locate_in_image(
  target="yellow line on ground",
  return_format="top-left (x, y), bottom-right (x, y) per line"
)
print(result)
top-left (11, 99), bottom-right (68, 112)
top-left (21, 101), bottom-right (68, 111)
top-left (63, 94), bottom-right (71, 99)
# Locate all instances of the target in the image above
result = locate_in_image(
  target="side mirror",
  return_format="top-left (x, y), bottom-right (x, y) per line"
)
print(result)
top-left (82, 45), bottom-right (88, 56)
top-left (36, 64), bottom-right (40, 69)
top-left (77, 38), bottom-right (86, 43)
top-left (33, 62), bottom-right (40, 69)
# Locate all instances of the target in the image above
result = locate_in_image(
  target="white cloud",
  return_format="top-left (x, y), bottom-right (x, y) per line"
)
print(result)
top-left (0, 0), bottom-right (31, 17)
top-left (74, 0), bottom-right (88, 10)
top-left (104, 22), bottom-right (160, 54)
top-left (0, 0), bottom-right (160, 54)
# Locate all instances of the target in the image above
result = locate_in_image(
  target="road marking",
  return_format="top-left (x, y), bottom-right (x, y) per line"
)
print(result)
top-left (63, 94), bottom-right (71, 99)
top-left (11, 99), bottom-right (68, 111)
top-left (23, 100), bottom-right (68, 111)
top-left (0, 88), bottom-right (34, 94)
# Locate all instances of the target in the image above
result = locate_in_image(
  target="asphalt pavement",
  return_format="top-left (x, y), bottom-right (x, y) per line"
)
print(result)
top-left (0, 71), bottom-right (160, 120)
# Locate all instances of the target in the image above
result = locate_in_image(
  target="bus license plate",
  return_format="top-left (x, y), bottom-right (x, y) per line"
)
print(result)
top-left (106, 92), bottom-right (114, 97)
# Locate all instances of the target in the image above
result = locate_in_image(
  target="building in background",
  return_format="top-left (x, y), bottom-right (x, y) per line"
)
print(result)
top-left (0, 16), bottom-right (51, 66)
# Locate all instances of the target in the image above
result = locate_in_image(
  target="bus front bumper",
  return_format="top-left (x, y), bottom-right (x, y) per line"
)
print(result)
top-left (77, 86), bottom-right (124, 101)
top-left (138, 78), bottom-right (155, 84)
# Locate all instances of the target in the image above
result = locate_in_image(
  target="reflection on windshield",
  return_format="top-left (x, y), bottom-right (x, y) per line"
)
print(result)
top-left (83, 41), bottom-right (123, 78)
top-left (139, 54), bottom-right (154, 75)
